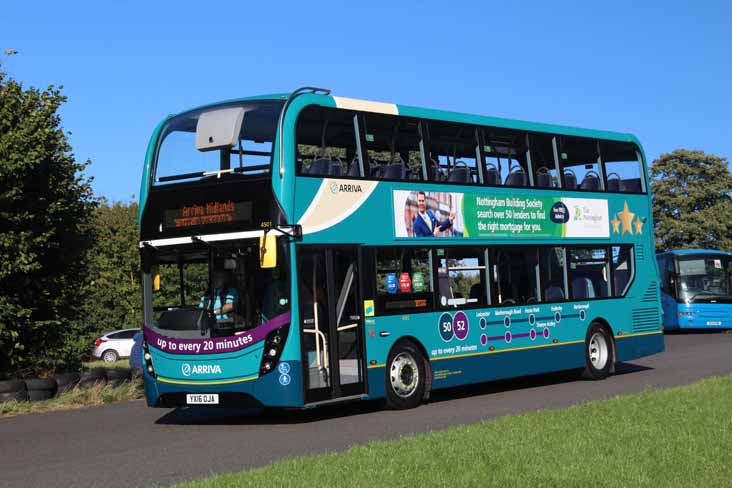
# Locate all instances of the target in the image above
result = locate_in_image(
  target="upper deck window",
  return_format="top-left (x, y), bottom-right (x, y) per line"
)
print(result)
top-left (427, 121), bottom-right (478, 184)
top-left (557, 136), bottom-right (603, 191)
top-left (481, 128), bottom-right (530, 187)
top-left (601, 141), bottom-right (645, 193)
top-left (154, 101), bottom-right (282, 185)
top-left (360, 113), bottom-right (424, 181)
top-left (297, 105), bottom-right (360, 177)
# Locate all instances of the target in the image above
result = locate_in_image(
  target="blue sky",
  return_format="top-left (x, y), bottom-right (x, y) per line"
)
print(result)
top-left (4, 1), bottom-right (731, 202)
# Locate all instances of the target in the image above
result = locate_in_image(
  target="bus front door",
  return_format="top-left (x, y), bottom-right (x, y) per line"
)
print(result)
top-left (298, 247), bottom-right (366, 404)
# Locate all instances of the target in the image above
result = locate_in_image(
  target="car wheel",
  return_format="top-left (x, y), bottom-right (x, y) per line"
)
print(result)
top-left (582, 323), bottom-right (614, 380)
top-left (102, 349), bottom-right (119, 363)
top-left (385, 340), bottom-right (427, 410)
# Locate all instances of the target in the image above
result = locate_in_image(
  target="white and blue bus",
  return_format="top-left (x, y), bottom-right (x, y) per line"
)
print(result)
top-left (657, 249), bottom-right (732, 330)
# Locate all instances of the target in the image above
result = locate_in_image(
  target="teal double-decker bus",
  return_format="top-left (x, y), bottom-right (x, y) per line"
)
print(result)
top-left (138, 87), bottom-right (663, 410)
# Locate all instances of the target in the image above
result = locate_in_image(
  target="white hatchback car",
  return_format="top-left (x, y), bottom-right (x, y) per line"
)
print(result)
top-left (92, 329), bottom-right (139, 362)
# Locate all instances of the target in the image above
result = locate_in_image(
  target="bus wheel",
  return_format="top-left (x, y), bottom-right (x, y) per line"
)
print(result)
top-left (582, 323), bottom-right (613, 380)
top-left (385, 341), bottom-right (426, 410)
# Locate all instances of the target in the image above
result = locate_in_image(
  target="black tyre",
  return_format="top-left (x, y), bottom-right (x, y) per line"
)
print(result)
top-left (0, 390), bottom-right (28, 402)
top-left (385, 340), bottom-right (427, 410)
top-left (582, 323), bottom-right (614, 380)
top-left (105, 368), bottom-right (131, 381)
top-left (79, 368), bottom-right (107, 389)
top-left (25, 378), bottom-right (57, 401)
top-left (25, 378), bottom-right (58, 391)
top-left (55, 372), bottom-right (81, 394)
top-left (101, 349), bottom-right (119, 363)
top-left (27, 389), bottom-right (55, 401)
top-left (0, 379), bottom-right (25, 394)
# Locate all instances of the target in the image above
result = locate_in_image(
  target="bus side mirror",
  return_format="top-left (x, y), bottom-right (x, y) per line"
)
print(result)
top-left (259, 234), bottom-right (277, 269)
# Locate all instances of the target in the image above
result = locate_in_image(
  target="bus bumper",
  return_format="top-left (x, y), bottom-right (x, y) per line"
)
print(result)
top-left (143, 360), bottom-right (304, 408)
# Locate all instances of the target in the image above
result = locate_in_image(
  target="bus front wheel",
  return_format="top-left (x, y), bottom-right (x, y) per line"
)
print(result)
top-left (385, 341), bottom-right (426, 410)
top-left (582, 323), bottom-right (614, 380)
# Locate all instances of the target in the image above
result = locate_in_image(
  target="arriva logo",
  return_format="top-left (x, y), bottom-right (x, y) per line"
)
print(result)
top-left (181, 363), bottom-right (222, 377)
top-left (329, 181), bottom-right (363, 195)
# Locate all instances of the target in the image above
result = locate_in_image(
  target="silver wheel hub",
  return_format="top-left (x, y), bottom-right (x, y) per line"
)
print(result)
top-left (390, 352), bottom-right (419, 398)
top-left (588, 332), bottom-right (609, 370)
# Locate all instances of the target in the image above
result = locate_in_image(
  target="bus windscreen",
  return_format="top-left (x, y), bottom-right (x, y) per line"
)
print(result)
top-left (154, 101), bottom-right (283, 184)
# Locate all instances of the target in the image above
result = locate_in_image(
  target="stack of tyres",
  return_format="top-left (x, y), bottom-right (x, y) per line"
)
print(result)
top-left (78, 368), bottom-right (107, 389)
top-left (24, 378), bottom-right (57, 401)
top-left (105, 368), bottom-right (131, 388)
top-left (0, 379), bottom-right (27, 402)
top-left (54, 372), bottom-right (81, 394)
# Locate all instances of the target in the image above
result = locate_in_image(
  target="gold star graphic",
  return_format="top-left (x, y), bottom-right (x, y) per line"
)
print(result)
top-left (634, 217), bottom-right (644, 235)
top-left (617, 201), bottom-right (635, 235)
top-left (611, 214), bottom-right (621, 234)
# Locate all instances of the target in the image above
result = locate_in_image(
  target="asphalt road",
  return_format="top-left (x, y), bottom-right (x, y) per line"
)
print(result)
top-left (2, 332), bottom-right (732, 488)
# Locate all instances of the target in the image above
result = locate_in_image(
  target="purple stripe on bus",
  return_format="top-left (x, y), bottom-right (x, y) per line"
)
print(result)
top-left (512, 333), bottom-right (531, 338)
top-left (487, 335), bottom-right (504, 341)
top-left (143, 311), bottom-right (291, 355)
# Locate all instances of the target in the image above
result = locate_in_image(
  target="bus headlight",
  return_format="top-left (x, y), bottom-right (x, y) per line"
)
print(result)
top-left (259, 324), bottom-right (289, 376)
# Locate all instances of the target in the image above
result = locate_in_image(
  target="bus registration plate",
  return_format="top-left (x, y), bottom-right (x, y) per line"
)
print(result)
top-left (707, 321), bottom-right (722, 326)
top-left (186, 394), bottom-right (219, 405)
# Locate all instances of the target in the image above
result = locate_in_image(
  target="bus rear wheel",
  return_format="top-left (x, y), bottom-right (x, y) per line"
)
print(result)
top-left (582, 323), bottom-right (613, 380)
top-left (385, 341), bottom-right (426, 410)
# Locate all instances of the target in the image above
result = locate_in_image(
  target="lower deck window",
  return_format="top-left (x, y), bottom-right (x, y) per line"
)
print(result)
top-left (436, 248), bottom-right (487, 308)
top-left (375, 247), bottom-right (433, 312)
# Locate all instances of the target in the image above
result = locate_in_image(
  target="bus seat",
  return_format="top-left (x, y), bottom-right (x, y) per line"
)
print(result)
top-left (614, 270), bottom-right (630, 294)
top-left (607, 177), bottom-right (620, 192)
top-left (308, 159), bottom-right (331, 175)
top-left (382, 164), bottom-right (405, 180)
top-left (469, 283), bottom-right (484, 301)
top-left (571, 276), bottom-right (596, 299)
top-left (430, 167), bottom-right (444, 181)
top-left (347, 161), bottom-right (361, 177)
top-left (545, 284), bottom-right (564, 301)
top-left (620, 178), bottom-right (642, 193)
top-left (328, 163), bottom-right (342, 176)
top-left (564, 172), bottom-right (577, 189)
top-left (448, 167), bottom-right (470, 183)
top-left (580, 174), bottom-right (600, 190)
top-left (536, 172), bottom-right (553, 188)
top-left (484, 167), bottom-right (500, 185)
top-left (505, 171), bottom-right (527, 187)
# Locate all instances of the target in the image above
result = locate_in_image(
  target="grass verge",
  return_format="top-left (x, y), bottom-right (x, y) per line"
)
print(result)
top-left (83, 359), bottom-right (130, 369)
top-left (0, 380), bottom-right (143, 417)
top-left (173, 375), bottom-right (732, 488)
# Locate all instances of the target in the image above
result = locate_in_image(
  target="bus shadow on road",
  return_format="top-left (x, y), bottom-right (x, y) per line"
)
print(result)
top-left (427, 362), bottom-right (653, 405)
top-left (154, 362), bottom-right (653, 426)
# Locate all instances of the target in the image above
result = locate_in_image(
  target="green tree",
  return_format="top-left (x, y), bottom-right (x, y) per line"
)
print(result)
top-left (82, 200), bottom-right (142, 336)
top-left (651, 149), bottom-right (732, 252)
top-left (0, 60), bottom-right (97, 373)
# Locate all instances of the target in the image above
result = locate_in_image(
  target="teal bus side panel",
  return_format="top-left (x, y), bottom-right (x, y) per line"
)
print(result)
top-left (615, 333), bottom-right (664, 363)
top-left (367, 342), bottom-right (584, 399)
top-left (366, 332), bottom-right (663, 399)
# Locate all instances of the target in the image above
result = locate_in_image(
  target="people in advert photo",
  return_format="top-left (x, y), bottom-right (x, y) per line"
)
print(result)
top-left (403, 191), bottom-right (466, 237)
